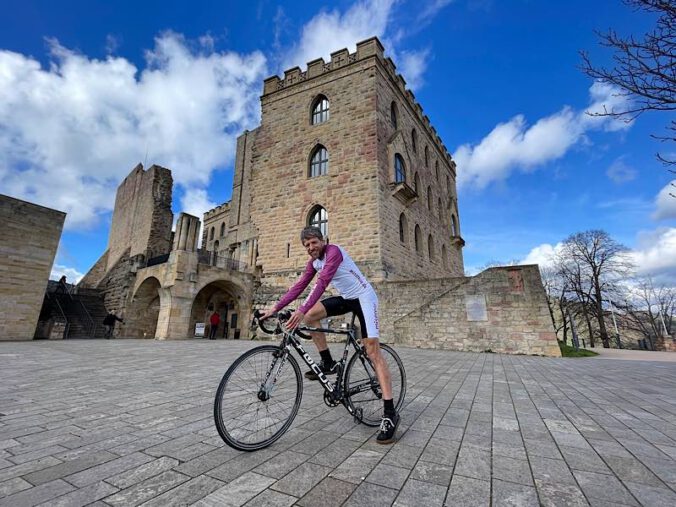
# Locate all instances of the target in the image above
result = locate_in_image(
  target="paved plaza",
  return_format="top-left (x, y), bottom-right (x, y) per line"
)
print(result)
top-left (1, 339), bottom-right (676, 506)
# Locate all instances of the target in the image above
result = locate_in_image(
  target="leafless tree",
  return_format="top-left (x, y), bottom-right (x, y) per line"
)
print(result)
top-left (580, 0), bottom-right (676, 182)
top-left (559, 230), bottom-right (634, 347)
top-left (540, 266), bottom-right (573, 344)
top-left (618, 276), bottom-right (675, 347)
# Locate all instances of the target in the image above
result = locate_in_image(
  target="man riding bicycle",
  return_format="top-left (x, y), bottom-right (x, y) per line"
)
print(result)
top-left (260, 226), bottom-right (400, 444)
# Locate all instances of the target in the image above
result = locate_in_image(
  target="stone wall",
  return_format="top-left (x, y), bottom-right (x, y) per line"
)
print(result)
top-left (107, 164), bottom-right (173, 270)
top-left (0, 195), bottom-right (65, 340)
top-left (382, 265), bottom-right (560, 356)
top-left (375, 64), bottom-right (463, 280)
top-left (78, 250), bottom-right (108, 289)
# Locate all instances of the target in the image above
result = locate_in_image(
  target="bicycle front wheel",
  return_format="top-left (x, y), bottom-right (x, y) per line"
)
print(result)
top-left (214, 345), bottom-right (302, 451)
top-left (344, 344), bottom-right (406, 427)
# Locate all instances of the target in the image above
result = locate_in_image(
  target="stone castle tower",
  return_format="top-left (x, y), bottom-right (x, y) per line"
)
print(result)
top-left (202, 37), bottom-right (464, 288)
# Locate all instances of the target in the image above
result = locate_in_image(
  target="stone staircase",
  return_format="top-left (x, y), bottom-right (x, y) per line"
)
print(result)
top-left (39, 288), bottom-right (108, 339)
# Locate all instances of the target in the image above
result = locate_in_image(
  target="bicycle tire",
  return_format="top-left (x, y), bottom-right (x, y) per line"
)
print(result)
top-left (214, 345), bottom-right (303, 451)
top-left (344, 344), bottom-right (406, 427)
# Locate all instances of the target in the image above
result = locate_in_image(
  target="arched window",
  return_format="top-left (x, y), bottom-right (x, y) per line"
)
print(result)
top-left (220, 222), bottom-right (225, 237)
top-left (399, 213), bottom-right (408, 243)
top-left (394, 154), bottom-right (406, 183)
top-left (424, 146), bottom-right (429, 167)
top-left (414, 172), bottom-right (420, 194)
top-left (451, 214), bottom-right (458, 237)
top-left (309, 205), bottom-right (328, 238)
top-left (427, 186), bottom-right (432, 210)
top-left (213, 240), bottom-right (219, 253)
top-left (428, 235), bottom-right (435, 260)
top-left (311, 95), bottom-right (329, 124)
top-left (411, 129), bottom-right (417, 152)
top-left (390, 101), bottom-right (398, 129)
top-left (414, 225), bottom-right (422, 254)
top-left (442, 245), bottom-right (448, 268)
top-left (435, 161), bottom-right (439, 182)
top-left (309, 145), bottom-right (328, 177)
top-left (209, 226), bottom-right (215, 241)
top-left (438, 197), bottom-right (443, 219)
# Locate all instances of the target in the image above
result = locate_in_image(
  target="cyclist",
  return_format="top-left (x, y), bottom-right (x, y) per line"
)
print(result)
top-left (260, 226), bottom-right (399, 443)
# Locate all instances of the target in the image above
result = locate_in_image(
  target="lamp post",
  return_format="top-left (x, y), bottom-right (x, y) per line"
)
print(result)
top-left (608, 297), bottom-right (622, 349)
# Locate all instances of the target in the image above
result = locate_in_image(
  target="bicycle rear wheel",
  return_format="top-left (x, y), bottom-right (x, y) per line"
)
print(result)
top-left (214, 345), bottom-right (302, 451)
top-left (344, 344), bottom-right (406, 427)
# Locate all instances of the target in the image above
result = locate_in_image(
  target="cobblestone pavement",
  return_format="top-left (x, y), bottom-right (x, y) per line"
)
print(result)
top-left (1, 339), bottom-right (676, 506)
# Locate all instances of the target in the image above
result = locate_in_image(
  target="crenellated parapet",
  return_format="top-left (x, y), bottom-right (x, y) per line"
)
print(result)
top-left (204, 202), bottom-right (231, 221)
top-left (262, 36), bottom-right (455, 169)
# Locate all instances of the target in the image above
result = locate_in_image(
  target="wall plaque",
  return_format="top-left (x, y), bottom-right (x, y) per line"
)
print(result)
top-left (466, 295), bottom-right (488, 321)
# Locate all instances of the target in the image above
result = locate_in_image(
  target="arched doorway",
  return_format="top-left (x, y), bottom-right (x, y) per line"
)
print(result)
top-left (127, 277), bottom-right (162, 338)
top-left (190, 280), bottom-right (246, 339)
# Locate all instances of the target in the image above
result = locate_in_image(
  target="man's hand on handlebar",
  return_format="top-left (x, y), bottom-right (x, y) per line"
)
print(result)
top-left (285, 309), bottom-right (305, 331)
top-left (259, 308), bottom-right (276, 321)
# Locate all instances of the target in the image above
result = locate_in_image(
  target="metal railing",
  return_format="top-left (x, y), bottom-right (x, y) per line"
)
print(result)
top-left (197, 249), bottom-right (248, 272)
top-left (76, 298), bottom-right (96, 337)
top-left (46, 292), bottom-right (70, 339)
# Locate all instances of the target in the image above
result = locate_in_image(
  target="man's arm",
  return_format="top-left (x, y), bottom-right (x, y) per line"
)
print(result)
top-left (272, 259), bottom-right (317, 313)
top-left (298, 245), bottom-right (343, 314)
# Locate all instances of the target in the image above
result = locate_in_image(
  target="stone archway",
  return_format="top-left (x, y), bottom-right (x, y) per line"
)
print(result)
top-left (190, 280), bottom-right (247, 339)
top-left (127, 276), bottom-right (162, 338)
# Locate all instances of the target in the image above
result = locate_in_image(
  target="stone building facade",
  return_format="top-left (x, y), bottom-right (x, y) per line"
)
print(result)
top-left (0, 195), bottom-right (65, 340)
top-left (77, 37), bottom-right (559, 356)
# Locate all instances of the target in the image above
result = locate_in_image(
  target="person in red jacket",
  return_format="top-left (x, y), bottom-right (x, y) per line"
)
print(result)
top-left (209, 311), bottom-right (221, 340)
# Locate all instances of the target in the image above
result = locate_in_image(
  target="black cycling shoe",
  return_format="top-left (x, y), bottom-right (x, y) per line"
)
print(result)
top-left (376, 413), bottom-right (400, 444)
top-left (304, 360), bottom-right (337, 380)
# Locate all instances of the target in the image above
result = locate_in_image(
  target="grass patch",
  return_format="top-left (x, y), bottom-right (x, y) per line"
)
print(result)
top-left (558, 341), bottom-right (598, 357)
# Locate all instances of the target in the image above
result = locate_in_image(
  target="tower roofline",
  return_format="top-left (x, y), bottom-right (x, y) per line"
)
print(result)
top-left (261, 36), bottom-right (455, 169)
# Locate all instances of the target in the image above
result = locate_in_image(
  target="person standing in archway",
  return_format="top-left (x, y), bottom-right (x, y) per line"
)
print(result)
top-left (209, 311), bottom-right (221, 340)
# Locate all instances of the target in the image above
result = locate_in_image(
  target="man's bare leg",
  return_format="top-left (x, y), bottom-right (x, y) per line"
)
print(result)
top-left (302, 302), bottom-right (329, 353)
top-left (363, 338), bottom-right (393, 400)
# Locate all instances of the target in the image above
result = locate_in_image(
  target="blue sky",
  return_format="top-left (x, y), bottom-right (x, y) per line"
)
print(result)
top-left (1, 0), bottom-right (674, 283)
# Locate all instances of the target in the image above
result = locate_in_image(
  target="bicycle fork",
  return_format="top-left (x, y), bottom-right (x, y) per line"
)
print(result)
top-left (258, 347), bottom-right (289, 401)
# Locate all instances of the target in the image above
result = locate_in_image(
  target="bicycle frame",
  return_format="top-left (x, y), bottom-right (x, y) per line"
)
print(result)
top-left (262, 320), bottom-right (378, 422)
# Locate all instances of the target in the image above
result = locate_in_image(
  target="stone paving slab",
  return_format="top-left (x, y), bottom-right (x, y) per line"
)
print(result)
top-left (1, 339), bottom-right (676, 506)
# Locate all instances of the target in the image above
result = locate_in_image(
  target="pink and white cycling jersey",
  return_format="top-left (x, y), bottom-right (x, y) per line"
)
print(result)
top-left (274, 244), bottom-right (375, 315)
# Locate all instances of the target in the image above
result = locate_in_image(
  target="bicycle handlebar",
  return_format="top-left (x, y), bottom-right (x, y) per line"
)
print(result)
top-left (253, 310), bottom-right (312, 340)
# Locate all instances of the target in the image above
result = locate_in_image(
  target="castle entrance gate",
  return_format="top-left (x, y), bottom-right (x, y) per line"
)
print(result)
top-left (190, 280), bottom-right (247, 339)
top-left (127, 276), bottom-right (162, 338)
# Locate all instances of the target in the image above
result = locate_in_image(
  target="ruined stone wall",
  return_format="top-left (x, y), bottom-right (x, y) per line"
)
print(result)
top-left (107, 164), bottom-right (173, 270)
top-left (375, 64), bottom-right (463, 280)
top-left (78, 250), bottom-right (108, 289)
top-left (382, 265), bottom-right (560, 356)
top-left (0, 195), bottom-right (65, 340)
top-left (95, 249), bottom-right (139, 316)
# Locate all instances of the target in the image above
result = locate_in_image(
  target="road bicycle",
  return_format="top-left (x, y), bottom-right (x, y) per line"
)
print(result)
top-left (213, 310), bottom-right (406, 451)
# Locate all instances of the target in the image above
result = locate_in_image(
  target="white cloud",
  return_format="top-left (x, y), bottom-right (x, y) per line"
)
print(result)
top-left (521, 242), bottom-right (563, 269)
top-left (281, 0), bottom-right (432, 91)
top-left (455, 82), bottom-right (632, 189)
top-left (417, 0), bottom-right (456, 25)
top-left (397, 48), bottom-right (430, 90)
top-left (282, 0), bottom-right (394, 71)
top-left (180, 187), bottom-right (217, 222)
top-left (606, 157), bottom-right (637, 184)
top-left (0, 33), bottom-right (267, 230)
top-left (652, 180), bottom-right (676, 220)
top-left (630, 228), bottom-right (676, 281)
top-left (50, 264), bottom-right (85, 283)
